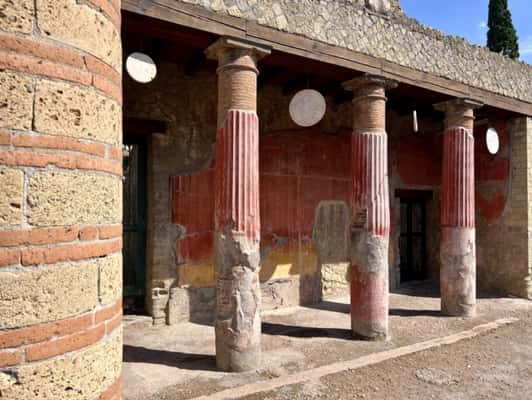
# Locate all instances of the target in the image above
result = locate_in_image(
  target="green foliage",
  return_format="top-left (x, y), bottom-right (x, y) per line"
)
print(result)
top-left (487, 0), bottom-right (520, 59)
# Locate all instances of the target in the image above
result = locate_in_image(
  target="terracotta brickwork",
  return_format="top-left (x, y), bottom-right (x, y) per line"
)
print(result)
top-left (0, 0), bottom-right (123, 398)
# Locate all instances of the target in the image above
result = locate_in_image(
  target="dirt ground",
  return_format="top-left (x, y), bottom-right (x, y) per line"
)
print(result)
top-left (239, 312), bottom-right (532, 400)
top-left (122, 284), bottom-right (532, 400)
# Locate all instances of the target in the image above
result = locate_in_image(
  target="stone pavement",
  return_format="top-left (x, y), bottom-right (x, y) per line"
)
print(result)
top-left (123, 285), bottom-right (532, 400)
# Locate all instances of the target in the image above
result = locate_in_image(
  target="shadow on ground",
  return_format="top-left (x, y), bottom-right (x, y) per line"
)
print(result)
top-left (262, 321), bottom-right (352, 339)
top-left (123, 345), bottom-right (217, 371)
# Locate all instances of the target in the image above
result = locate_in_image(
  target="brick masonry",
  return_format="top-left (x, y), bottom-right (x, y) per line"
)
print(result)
top-left (0, 0), bottom-right (123, 398)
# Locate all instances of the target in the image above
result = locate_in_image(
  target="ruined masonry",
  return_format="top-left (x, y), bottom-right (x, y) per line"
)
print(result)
top-left (0, 0), bottom-right (531, 397)
top-left (0, 0), bottom-right (123, 398)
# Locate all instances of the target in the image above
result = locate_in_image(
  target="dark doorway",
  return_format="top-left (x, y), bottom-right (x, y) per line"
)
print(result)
top-left (398, 192), bottom-right (428, 283)
top-left (122, 135), bottom-right (148, 309)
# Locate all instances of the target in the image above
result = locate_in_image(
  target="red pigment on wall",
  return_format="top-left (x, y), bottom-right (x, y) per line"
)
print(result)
top-left (396, 134), bottom-right (442, 186)
top-left (474, 122), bottom-right (510, 224)
top-left (395, 121), bottom-right (510, 225)
top-left (476, 191), bottom-right (507, 225)
top-left (172, 129), bottom-right (350, 265)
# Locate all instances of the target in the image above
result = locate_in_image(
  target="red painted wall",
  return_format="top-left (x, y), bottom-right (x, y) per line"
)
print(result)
top-left (395, 122), bottom-right (510, 225)
top-left (172, 129), bottom-right (351, 273)
top-left (172, 122), bottom-right (511, 277)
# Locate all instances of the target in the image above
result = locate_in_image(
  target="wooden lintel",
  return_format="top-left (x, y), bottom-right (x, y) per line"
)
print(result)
top-left (121, 0), bottom-right (532, 116)
top-left (125, 117), bottom-right (169, 135)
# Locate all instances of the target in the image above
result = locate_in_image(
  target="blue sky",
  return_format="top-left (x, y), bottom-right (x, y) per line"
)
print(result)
top-left (401, 0), bottom-right (532, 64)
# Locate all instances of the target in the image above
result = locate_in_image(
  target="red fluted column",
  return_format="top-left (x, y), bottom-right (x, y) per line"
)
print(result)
top-left (206, 37), bottom-right (270, 371)
top-left (343, 75), bottom-right (397, 340)
top-left (435, 99), bottom-right (482, 317)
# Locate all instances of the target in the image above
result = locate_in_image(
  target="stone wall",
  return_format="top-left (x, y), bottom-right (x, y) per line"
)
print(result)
top-left (177, 0), bottom-right (532, 104)
top-left (126, 57), bottom-right (531, 324)
top-left (125, 62), bottom-right (217, 323)
top-left (0, 0), bottom-right (123, 398)
top-left (476, 117), bottom-right (532, 299)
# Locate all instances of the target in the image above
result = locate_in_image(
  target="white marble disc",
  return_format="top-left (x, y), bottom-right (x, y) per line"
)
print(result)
top-left (289, 89), bottom-right (326, 127)
top-left (486, 127), bottom-right (499, 155)
top-left (126, 52), bottom-right (157, 84)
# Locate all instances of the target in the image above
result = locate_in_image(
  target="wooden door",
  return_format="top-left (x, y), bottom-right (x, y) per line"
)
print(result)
top-left (399, 197), bottom-right (427, 283)
top-left (122, 136), bottom-right (147, 297)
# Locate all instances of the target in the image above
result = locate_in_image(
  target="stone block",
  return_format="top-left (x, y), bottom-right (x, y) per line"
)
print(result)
top-left (37, 0), bottom-right (121, 70)
top-left (0, 71), bottom-right (33, 130)
top-left (28, 171), bottom-right (122, 226)
top-left (260, 277), bottom-right (300, 311)
top-left (322, 262), bottom-right (350, 296)
top-left (0, 0), bottom-right (34, 33)
top-left (0, 333), bottom-right (121, 399)
top-left (167, 287), bottom-right (190, 325)
top-left (0, 168), bottom-right (24, 226)
top-left (34, 80), bottom-right (121, 144)
top-left (0, 259), bottom-right (99, 329)
top-left (99, 253), bottom-right (122, 305)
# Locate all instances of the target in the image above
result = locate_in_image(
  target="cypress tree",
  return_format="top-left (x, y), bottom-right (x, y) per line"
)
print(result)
top-left (487, 0), bottom-right (520, 59)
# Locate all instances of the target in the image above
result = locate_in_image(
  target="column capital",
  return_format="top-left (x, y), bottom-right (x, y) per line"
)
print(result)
top-left (342, 74), bottom-right (398, 93)
top-left (434, 98), bottom-right (483, 130)
top-left (433, 98), bottom-right (483, 113)
top-left (205, 36), bottom-right (271, 73)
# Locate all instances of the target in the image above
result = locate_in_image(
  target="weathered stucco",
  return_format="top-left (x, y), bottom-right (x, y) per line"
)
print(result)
top-left (127, 55), bottom-right (532, 324)
top-left (476, 117), bottom-right (532, 299)
top-left (177, 0), bottom-right (532, 104)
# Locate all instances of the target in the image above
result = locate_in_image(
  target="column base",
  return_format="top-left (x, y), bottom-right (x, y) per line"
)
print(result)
top-left (215, 334), bottom-right (261, 372)
top-left (351, 320), bottom-right (389, 341)
top-left (214, 233), bottom-right (261, 372)
top-left (440, 227), bottom-right (476, 318)
top-left (350, 233), bottom-right (389, 341)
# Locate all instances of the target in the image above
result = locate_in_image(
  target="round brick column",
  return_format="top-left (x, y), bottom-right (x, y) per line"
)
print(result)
top-left (0, 1), bottom-right (123, 398)
top-left (435, 99), bottom-right (483, 318)
top-left (207, 38), bottom-right (270, 372)
top-left (343, 75), bottom-right (397, 340)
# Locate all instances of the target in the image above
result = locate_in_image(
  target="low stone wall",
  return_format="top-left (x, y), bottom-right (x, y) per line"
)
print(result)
top-left (178, 0), bottom-right (532, 104)
top-left (0, 0), bottom-right (123, 398)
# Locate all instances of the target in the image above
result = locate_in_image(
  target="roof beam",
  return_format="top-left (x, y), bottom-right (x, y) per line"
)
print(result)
top-left (121, 0), bottom-right (532, 116)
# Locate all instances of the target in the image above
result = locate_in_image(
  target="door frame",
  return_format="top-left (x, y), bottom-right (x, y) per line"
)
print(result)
top-left (396, 189), bottom-right (431, 284)
top-left (123, 134), bottom-right (148, 297)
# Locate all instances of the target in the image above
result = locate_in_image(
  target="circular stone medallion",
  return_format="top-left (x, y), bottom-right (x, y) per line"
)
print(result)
top-left (126, 52), bottom-right (157, 84)
top-left (486, 127), bottom-right (500, 155)
top-left (289, 89), bottom-right (326, 127)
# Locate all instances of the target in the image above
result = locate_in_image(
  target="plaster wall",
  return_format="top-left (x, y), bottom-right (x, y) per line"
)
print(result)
top-left (475, 117), bottom-right (532, 299)
top-left (125, 60), bottom-right (531, 324)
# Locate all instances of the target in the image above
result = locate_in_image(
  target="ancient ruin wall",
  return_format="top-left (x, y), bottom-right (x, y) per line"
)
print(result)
top-left (476, 117), bottom-right (532, 299)
top-left (177, 0), bottom-right (532, 104)
top-left (0, 0), bottom-right (123, 398)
